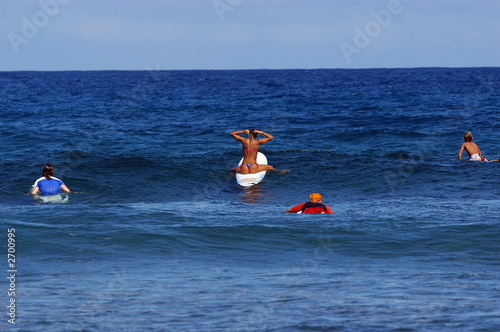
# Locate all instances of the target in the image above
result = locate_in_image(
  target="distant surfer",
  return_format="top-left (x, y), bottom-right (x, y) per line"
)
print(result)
top-left (458, 132), bottom-right (487, 161)
top-left (231, 129), bottom-right (275, 174)
top-left (30, 164), bottom-right (71, 195)
top-left (286, 193), bottom-right (333, 214)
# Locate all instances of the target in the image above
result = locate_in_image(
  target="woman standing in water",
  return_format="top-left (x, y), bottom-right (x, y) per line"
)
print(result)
top-left (30, 164), bottom-right (70, 195)
top-left (231, 129), bottom-right (275, 174)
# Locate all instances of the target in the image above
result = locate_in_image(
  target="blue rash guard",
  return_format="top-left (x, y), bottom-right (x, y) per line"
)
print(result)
top-left (33, 177), bottom-right (64, 195)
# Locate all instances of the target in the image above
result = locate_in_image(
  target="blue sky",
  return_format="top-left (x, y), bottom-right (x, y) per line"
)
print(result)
top-left (1, 0), bottom-right (499, 71)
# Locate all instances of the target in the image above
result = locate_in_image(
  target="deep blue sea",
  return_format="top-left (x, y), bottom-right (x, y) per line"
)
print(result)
top-left (1, 68), bottom-right (500, 331)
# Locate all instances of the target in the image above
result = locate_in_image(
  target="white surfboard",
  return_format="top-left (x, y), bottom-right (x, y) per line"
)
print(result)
top-left (37, 194), bottom-right (69, 204)
top-left (236, 152), bottom-right (268, 187)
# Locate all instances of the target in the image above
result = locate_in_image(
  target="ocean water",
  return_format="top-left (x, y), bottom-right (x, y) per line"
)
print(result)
top-left (1, 68), bottom-right (499, 331)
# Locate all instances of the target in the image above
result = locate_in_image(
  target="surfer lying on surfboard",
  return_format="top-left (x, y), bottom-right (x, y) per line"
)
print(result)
top-left (458, 131), bottom-right (488, 161)
top-left (286, 193), bottom-right (333, 214)
top-left (231, 129), bottom-right (275, 174)
top-left (30, 164), bottom-right (71, 195)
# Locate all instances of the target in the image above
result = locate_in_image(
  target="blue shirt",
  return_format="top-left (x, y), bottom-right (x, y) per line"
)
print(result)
top-left (33, 177), bottom-right (64, 195)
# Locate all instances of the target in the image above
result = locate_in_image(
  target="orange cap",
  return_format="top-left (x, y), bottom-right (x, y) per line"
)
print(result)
top-left (310, 193), bottom-right (322, 202)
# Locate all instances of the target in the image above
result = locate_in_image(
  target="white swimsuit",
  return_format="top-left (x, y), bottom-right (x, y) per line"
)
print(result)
top-left (469, 153), bottom-right (487, 161)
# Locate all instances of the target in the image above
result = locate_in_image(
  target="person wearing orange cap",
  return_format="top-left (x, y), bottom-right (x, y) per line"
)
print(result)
top-left (285, 193), bottom-right (333, 214)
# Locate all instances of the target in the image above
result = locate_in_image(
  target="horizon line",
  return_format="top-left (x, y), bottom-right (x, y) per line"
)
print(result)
top-left (1, 66), bottom-right (499, 73)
